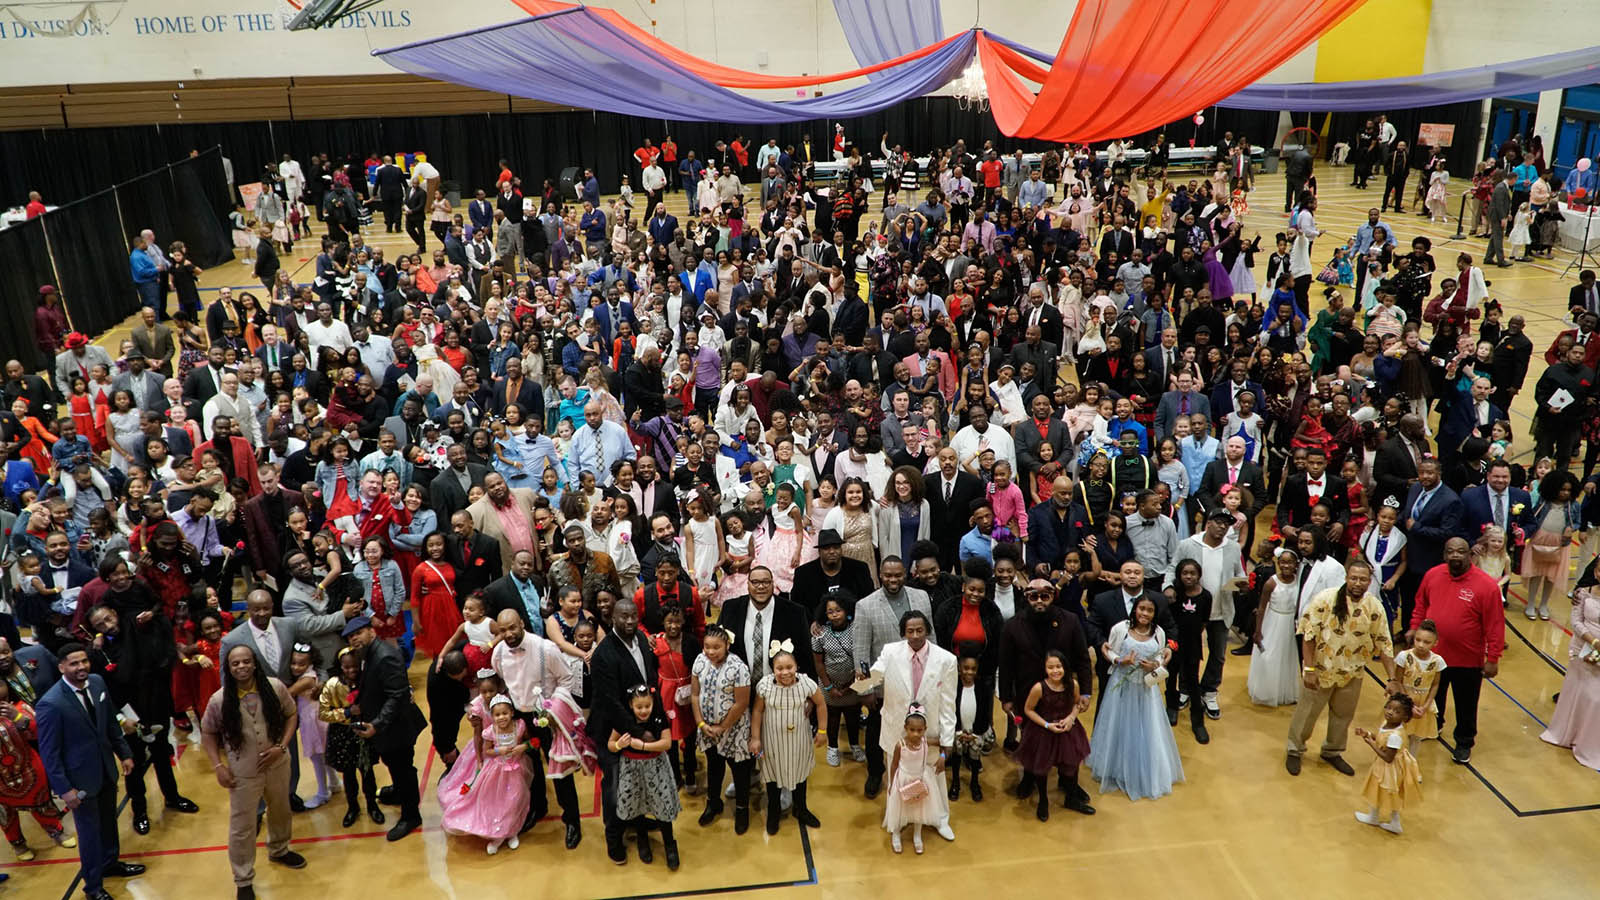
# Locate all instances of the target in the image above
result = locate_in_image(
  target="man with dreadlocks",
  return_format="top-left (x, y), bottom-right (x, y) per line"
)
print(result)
top-left (200, 642), bottom-right (305, 900)
top-left (1285, 558), bottom-right (1397, 778)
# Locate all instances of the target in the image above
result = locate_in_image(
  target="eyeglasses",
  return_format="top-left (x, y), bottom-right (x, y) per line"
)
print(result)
top-left (1024, 589), bottom-right (1055, 599)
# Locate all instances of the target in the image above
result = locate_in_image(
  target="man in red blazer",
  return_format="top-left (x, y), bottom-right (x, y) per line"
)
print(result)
top-left (190, 415), bottom-right (261, 494)
top-left (243, 461), bottom-right (304, 591)
top-left (1543, 311), bottom-right (1600, 371)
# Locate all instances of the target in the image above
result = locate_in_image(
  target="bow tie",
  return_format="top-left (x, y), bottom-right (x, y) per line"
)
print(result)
top-left (1307, 480), bottom-right (1323, 487)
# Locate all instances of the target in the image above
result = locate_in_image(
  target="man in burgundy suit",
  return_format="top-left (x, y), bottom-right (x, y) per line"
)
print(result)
top-left (243, 461), bottom-right (304, 592)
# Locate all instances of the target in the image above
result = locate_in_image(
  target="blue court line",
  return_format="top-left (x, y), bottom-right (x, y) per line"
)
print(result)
top-left (1485, 676), bottom-right (1548, 729)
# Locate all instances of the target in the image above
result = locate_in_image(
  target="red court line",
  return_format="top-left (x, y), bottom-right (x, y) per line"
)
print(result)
top-left (2, 752), bottom-right (607, 869)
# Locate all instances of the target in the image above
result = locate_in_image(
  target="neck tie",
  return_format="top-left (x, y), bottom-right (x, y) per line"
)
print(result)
top-left (77, 686), bottom-right (95, 719)
top-left (1494, 492), bottom-right (1506, 531)
top-left (1228, 465), bottom-right (1238, 484)
top-left (944, 480), bottom-right (953, 503)
top-left (1180, 395), bottom-right (1189, 416)
top-left (751, 607), bottom-right (765, 682)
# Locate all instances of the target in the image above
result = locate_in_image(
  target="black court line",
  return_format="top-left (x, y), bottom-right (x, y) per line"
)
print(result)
top-left (592, 819), bottom-right (818, 900)
top-left (1504, 617), bottom-right (1568, 676)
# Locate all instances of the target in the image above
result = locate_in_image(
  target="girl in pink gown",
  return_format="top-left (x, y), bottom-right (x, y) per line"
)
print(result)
top-left (798, 476), bottom-right (837, 566)
top-left (440, 693), bottom-right (531, 854)
top-left (1541, 590), bottom-right (1600, 768)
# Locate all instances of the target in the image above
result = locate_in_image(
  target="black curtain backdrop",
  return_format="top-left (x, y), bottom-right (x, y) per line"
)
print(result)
top-left (3, 100), bottom-right (1285, 211)
top-left (1316, 101), bottom-right (1485, 175)
top-left (41, 188), bottom-right (137, 338)
top-left (0, 218), bottom-right (56, 369)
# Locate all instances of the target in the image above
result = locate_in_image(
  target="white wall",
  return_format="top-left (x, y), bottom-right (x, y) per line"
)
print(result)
top-left (1422, 0), bottom-right (1594, 73)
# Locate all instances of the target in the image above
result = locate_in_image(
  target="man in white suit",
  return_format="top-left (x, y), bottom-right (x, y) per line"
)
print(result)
top-left (854, 609), bottom-right (958, 842)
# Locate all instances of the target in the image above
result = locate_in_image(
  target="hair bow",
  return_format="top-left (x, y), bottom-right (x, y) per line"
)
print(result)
top-left (767, 638), bottom-right (794, 659)
top-left (906, 702), bottom-right (927, 717)
top-left (292, 642), bottom-right (312, 653)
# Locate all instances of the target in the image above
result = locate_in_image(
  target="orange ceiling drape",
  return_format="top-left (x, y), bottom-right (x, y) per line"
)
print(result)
top-left (981, 0), bottom-right (1369, 142)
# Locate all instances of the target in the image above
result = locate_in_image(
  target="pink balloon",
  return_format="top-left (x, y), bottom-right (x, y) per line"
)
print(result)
top-left (1194, 114), bottom-right (1205, 125)
top-left (1579, 157), bottom-right (1593, 172)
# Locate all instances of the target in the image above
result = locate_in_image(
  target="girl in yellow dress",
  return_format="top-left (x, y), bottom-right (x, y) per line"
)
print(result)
top-left (1355, 694), bottom-right (1422, 834)
top-left (1393, 621), bottom-right (1447, 754)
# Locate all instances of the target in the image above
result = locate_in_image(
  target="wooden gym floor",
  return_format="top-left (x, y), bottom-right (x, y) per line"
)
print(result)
top-left (5, 168), bottom-right (1597, 900)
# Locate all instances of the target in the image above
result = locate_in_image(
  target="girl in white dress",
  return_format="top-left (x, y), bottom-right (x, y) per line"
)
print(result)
top-left (748, 648), bottom-right (825, 835)
top-left (1509, 202), bottom-right (1532, 259)
top-left (682, 490), bottom-right (724, 594)
top-left (1248, 548), bottom-right (1304, 707)
top-left (883, 705), bottom-right (948, 854)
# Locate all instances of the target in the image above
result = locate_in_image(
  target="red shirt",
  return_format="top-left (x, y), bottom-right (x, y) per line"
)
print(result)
top-left (634, 146), bottom-right (659, 168)
top-left (25, 200), bottom-right (46, 219)
top-left (659, 141), bottom-right (677, 163)
top-left (979, 159), bottom-right (1003, 188)
top-left (952, 602), bottom-right (986, 649)
top-left (1411, 564), bottom-right (1506, 667)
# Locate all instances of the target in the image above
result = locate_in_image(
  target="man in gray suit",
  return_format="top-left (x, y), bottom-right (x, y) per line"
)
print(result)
top-left (1013, 393), bottom-right (1070, 484)
top-left (1153, 372), bottom-right (1212, 441)
top-left (1486, 169), bottom-right (1515, 267)
top-left (851, 556), bottom-right (934, 799)
top-left (281, 552), bottom-right (365, 677)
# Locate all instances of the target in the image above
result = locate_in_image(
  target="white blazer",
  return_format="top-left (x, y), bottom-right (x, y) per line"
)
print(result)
top-left (856, 639), bottom-right (958, 755)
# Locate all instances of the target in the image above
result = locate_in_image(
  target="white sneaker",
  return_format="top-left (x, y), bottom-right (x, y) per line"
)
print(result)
top-left (1203, 693), bottom-right (1221, 719)
top-left (507, 835), bottom-right (519, 850)
top-left (891, 832), bottom-right (903, 854)
top-left (827, 747), bottom-right (841, 767)
top-left (935, 822), bottom-right (955, 841)
top-left (487, 840), bottom-right (502, 855)
top-left (851, 747), bottom-right (866, 763)
top-left (1354, 810), bottom-right (1379, 826)
top-left (1380, 815), bottom-right (1404, 835)
top-left (1177, 692), bottom-right (1189, 709)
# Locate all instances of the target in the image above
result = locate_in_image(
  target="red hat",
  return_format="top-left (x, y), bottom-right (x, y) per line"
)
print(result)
top-left (63, 332), bottom-right (88, 349)
top-left (38, 285), bottom-right (55, 295)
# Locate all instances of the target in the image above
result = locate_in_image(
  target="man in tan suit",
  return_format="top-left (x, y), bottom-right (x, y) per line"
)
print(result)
top-left (130, 306), bottom-right (176, 375)
top-left (467, 472), bottom-right (540, 570)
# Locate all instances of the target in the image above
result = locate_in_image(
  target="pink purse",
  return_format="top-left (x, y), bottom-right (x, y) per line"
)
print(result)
top-left (897, 778), bottom-right (928, 803)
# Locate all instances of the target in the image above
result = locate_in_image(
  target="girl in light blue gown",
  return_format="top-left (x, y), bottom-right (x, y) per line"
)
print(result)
top-left (1087, 596), bottom-right (1185, 801)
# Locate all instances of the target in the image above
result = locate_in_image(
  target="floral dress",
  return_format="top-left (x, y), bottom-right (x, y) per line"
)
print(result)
top-left (692, 653), bottom-right (752, 761)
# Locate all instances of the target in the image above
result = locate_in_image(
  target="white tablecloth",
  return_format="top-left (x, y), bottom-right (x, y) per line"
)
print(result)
top-left (1559, 202), bottom-right (1600, 253)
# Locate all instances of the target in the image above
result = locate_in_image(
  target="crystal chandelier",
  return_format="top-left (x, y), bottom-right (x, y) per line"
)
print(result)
top-left (953, 60), bottom-right (988, 113)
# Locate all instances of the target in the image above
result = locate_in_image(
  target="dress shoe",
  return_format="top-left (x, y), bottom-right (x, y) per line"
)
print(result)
top-left (1016, 772), bottom-right (1035, 799)
top-left (1064, 794), bottom-right (1096, 815)
top-left (1285, 754), bottom-right (1302, 776)
top-left (968, 775), bottom-right (983, 802)
top-left (342, 807), bottom-right (360, 828)
top-left (377, 786), bottom-right (397, 805)
top-left (269, 850), bottom-right (307, 869)
top-left (1165, 707), bottom-right (1179, 727)
top-left (132, 814), bottom-right (151, 835)
top-left (1230, 644), bottom-right (1253, 656)
top-left (237, 887), bottom-right (256, 900)
top-left (1192, 719), bottom-right (1210, 744)
top-left (367, 801), bottom-right (386, 825)
top-left (385, 818), bottom-right (419, 842)
top-left (635, 827), bottom-right (653, 864)
top-left (565, 823), bottom-right (582, 849)
top-left (1323, 755), bottom-right (1356, 776)
top-left (947, 778), bottom-right (960, 801)
top-left (664, 840), bottom-right (680, 871)
top-left (733, 805), bottom-right (750, 835)
top-left (289, 795), bottom-right (306, 813)
top-left (105, 860), bottom-right (147, 877)
top-left (766, 803), bottom-right (781, 835)
top-left (165, 797), bottom-right (199, 814)
top-left (607, 842), bottom-right (627, 865)
top-left (863, 774), bottom-right (882, 799)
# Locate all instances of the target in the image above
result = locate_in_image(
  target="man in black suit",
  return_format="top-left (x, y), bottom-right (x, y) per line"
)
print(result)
top-left (372, 155), bottom-right (406, 232)
top-left (631, 458), bottom-right (678, 528)
top-left (997, 579), bottom-right (1096, 814)
top-left (482, 551), bottom-right (541, 629)
top-left (1398, 459), bottom-right (1464, 626)
top-left (1098, 215), bottom-right (1135, 260)
top-left (1013, 393), bottom-right (1070, 484)
top-left (254, 323), bottom-right (295, 377)
top-left (487, 356), bottom-right (542, 419)
top-left (1276, 447), bottom-right (1348, 545)
top-left (585, 598), bottom-right (667, 866)
top-left (1373, 414), bottom-right (1428, 508)
top-left (1208, 358), bottom-right (1265, 424)
top-left (429, 444), bottom-right (488, 526)
top-left (717, 567), bottom-right (813, 679)
top-left (1461, 459), bottom-right (1533, 540)
top-left (789, 530), bottom-right (874, 619)
top-left (1436, 375), bottom-right (1504, 463)
top-left (446, 509), bottom-right (503, 600)
top-left (345, 617), bottom-right (426, 841)
top-left (1196, 435), bottom-right (1265, 519)
top-left (926, 446), bottom-right (985, 570)
top-left (181, 343), bottom-right (231, 407)
top-left (1086, 559), bottom-right (1178, 720)
top-left (1570, 270), bottom-right (1599, 319)
top-left (1489, 315), bottom-right (1533, 412)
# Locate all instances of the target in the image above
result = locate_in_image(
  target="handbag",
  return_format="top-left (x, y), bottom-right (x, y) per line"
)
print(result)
top-left (897, 777), bottom-right (928, 803)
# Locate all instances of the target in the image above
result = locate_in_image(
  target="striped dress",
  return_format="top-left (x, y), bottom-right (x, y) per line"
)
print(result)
top-left (754, 673), bottom-right (819, 790)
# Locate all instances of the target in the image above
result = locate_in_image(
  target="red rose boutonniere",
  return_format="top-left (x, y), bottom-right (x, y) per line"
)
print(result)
top-left (474, 558), bottom-right (485, 567)
top-left (104, 662), bottom-right (118, 673)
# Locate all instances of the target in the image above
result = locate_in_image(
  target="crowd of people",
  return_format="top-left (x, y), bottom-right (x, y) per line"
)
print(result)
top-left (5, 120), bottom-right (1600, 898)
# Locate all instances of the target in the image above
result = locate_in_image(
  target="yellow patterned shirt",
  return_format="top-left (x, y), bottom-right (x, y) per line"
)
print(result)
top-left (1297, 587), bottom-right (1393, 689)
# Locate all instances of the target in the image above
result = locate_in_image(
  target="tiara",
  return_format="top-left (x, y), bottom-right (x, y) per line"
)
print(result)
top-left (1382, 496), bottom-right (1401, 509)
top-left (475, 668), bottom-right (497, 679)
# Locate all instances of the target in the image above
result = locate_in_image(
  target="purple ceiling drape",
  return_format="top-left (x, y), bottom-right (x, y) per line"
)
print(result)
top-left (991, 34), bottom-right (1600, 111)
top-left (832, 0), bottom-right (944, 78)
top-left (373, 8), bottom-right (975, 123)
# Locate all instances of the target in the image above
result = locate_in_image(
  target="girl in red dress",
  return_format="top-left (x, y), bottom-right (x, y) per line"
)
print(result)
top-left (651, 606), bottom-right (698, 791)
top-left (357, 537), bottom-right (409, 646)
top-left (409, 533), bottom-right (461, 659)
top-left (65, 376), bottom-right (106, 453)
top-left (1339, 457), bottom-right (1370, 551)
top-left (9, 398), bottom-right (55, 477)
top-left (0, 680), bottom-right (73, 860)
